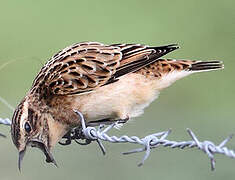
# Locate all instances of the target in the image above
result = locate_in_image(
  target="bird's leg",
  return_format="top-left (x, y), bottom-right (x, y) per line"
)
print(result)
top-left (116, 116), bottom-right (129, 124)
top-left (87, 116), bottom-right (129, 127)
top-left (58, 130), bottom-right (72, 145)
top-left (59, 111), bottom-right (129, 147)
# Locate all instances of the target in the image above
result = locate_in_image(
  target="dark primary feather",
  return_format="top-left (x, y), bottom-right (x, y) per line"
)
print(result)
top-left (110, 44), bottom-right (179, 80)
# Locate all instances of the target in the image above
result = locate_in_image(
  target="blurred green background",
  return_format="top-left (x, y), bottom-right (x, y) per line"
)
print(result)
top-left (0, 0), bottom-right (234, 179)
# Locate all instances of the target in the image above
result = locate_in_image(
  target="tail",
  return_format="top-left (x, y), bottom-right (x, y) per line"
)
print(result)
top-left (136, 59), bottom-right (224, 90)
top-left (188, 60), bottom-right (224, 72)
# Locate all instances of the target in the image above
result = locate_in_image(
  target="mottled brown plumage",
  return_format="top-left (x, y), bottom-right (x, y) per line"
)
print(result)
top-left (11, 41), bottom-right (223, 170)
top-left (31, 42), bottom-right (178, 96)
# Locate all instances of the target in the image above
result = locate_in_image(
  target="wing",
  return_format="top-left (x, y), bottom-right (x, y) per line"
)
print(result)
top-left (31, 42), bottom-right (178, 96)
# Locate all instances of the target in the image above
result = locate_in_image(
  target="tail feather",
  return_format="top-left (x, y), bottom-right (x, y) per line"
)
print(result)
top-left (189, 60), bottom-right (224, 72)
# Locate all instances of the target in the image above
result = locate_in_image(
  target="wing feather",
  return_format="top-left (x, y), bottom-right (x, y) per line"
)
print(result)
top-left (31, 42), bottom-right (178, 96)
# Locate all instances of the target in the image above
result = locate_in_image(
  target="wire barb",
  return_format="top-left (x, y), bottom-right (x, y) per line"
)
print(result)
top-left (0, 118), bottom-right (11, 137)
top-left (0, 118), bottom-right (11, 126)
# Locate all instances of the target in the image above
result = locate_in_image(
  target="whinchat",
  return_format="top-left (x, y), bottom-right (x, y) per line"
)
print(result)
top-left (11, 42), bottom-right (223, 170)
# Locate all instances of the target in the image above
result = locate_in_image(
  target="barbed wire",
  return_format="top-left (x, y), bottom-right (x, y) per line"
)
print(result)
top-left (0, 118), bottom-right (11, 126)
top-left (0, 118), bottom-right (11, 137)
top-left (1, 114), bottom-right (235, 171)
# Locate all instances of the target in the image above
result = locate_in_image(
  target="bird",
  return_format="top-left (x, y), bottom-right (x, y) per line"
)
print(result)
top-left (10, 41), bottom-right (223, 170)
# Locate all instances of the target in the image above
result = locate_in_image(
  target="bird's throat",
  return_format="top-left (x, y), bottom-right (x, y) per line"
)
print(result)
top-left (46, 114), bottom-right (69, 149)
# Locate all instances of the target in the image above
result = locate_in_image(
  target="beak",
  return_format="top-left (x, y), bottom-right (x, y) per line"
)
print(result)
top-left (18, 148), bottom-right (26, 171)
top-left (18, 139), bottom-right (58, 171)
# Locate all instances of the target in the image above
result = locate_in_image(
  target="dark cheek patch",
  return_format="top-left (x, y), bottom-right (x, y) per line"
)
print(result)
top-left (28, 108), bottom-right (37, 131)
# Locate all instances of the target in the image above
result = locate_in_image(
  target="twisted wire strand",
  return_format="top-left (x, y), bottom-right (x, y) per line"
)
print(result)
top-left (1, 113), bottom-right (235, 170)
top-left (0, 118), bottom-right (11, 137)
top-left (0, 118), bottom-right (11, 126)
top-left (74, 110), bottom-right (235, 170)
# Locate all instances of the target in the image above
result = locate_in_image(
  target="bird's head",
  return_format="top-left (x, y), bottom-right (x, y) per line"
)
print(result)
top-left (10, 96), bottom-right (60, 171)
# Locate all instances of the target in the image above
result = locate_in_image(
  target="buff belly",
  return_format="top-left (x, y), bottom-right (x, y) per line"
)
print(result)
top-left (72, 73), bottom-right (160, 122)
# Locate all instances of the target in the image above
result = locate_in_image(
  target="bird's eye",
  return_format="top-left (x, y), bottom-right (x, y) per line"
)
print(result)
top-left (24, 122), bottom-right (31, 133)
